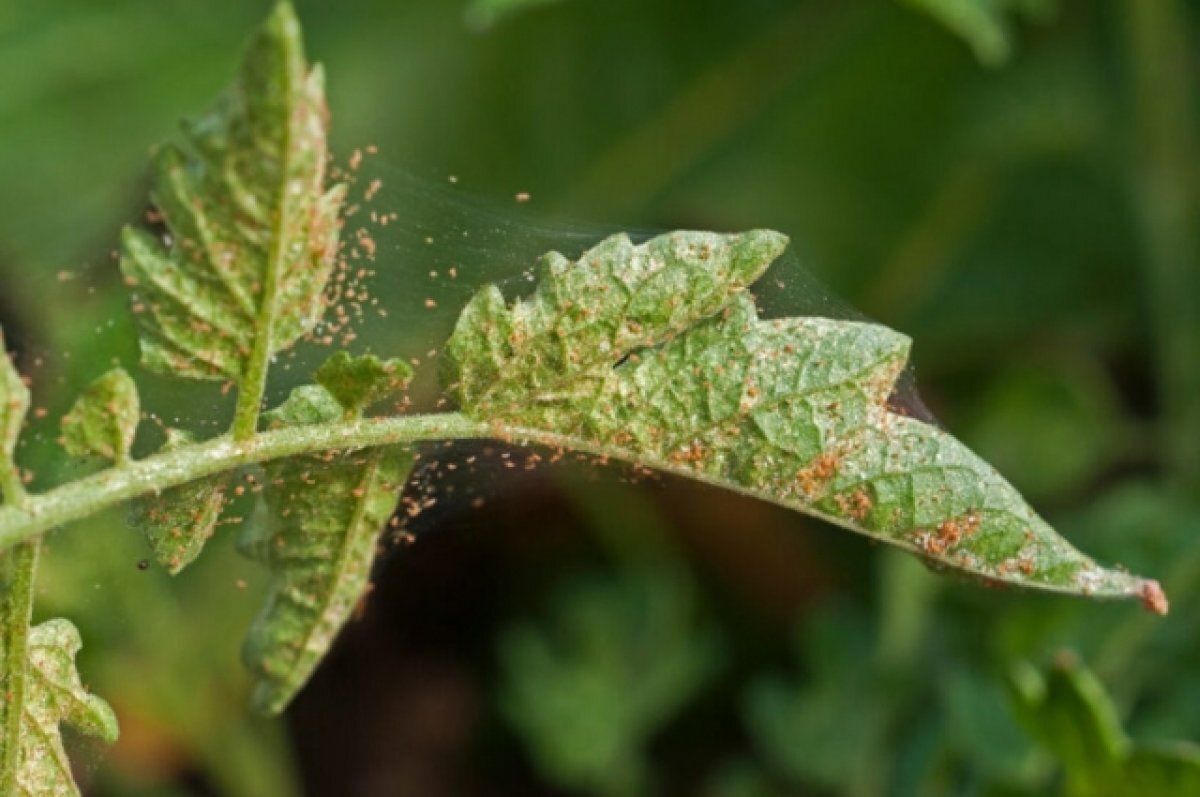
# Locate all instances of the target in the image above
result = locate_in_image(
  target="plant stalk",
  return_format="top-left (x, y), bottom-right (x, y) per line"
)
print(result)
top-left (0, 410), bottom-right (1165, 608)
top-left (0, 477), bottom-right (36, 793)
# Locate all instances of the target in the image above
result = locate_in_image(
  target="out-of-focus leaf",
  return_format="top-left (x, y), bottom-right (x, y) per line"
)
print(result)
top-left (941, 669), bottom-right (1040, 783)
top-left (464, 0), bottom-right (568, 30)
top-left (118, 1), bottom-right (344, 383)
top-left (744, 609), bottom-right (886, 792)
top-left (702, 760), bottom-right (783, 797)
top-left (901, 0), bottom-right (1058, 66)
top-left (445, 229), bottom-right (1163, 607)
top-left (129, 429), bottom-right (232, 575)
top-left (1009, 657), bottom-right (1200, 796)
top-left (16, 619), bottom-right (118, 797)
top-left (962, 361), bottom-right (1127, 501)
top-left (60, 368), bottom-right (140, 465)
top-left (499, 567), bottom-right (721, 796)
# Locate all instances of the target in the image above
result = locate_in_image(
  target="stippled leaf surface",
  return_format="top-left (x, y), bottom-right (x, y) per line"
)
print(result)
top-left (241, 360), bottom-right (413, 714)
top-left (130, 430), bottom-right (231, 575)
top-left (1, 327), bottom-right (28, 501)
top-left (118, 2), bottom-right (344, 383)
top-left (15, 619), bottom-right (118, 797)
top-left (445, 230), bottom-right (1162, 608)
top-left (314, 351), bottom-right (412, 415)
top-left (60, 369), bottom-right (139, 466)
top-left (1010, 658), bottom-right (1200, 796)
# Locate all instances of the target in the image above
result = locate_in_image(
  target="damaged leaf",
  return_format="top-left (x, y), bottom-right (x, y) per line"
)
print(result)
top-left (15, 619), bottom-right (118, 797)
top-left (60, 369), bottom-right (140, 465)
top-left (130, 430), bottom-right (231, 574)
top-left (445, 229), bottom-right (1164, 609)
top-left (118, 0), bottom-right (345, 425)
top-left (241, 364), bottom-right (413, 714)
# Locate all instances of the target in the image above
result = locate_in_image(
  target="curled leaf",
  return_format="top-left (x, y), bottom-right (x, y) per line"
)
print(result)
top-left (445, 229), bottom-right (1162, 608)
top-left (119, 0), bottom-right (345, 383)
top-left (60, 369), bottom-right (139, 465)
top-left (243, 383), bottom-right (412, 714)
top-left (130, 430), bottom-right (231, 574)
top-left (16, 619), bottom-right (118, 797)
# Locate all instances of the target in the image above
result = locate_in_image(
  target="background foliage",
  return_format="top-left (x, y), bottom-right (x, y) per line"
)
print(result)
top-left (1, 0), bottom-right (1198, 795)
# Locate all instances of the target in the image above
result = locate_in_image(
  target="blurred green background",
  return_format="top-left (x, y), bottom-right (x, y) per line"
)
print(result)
top-left (2, 0), bottom-right (1199, 795)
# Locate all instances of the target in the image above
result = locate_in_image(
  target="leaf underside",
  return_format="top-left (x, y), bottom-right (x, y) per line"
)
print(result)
top-left (131, 431), bottom-right (232, 575)
top-left (60, 369), bottom-right (140, 465)
top-left (242, 380), bottom-right (413, 715)
top-left (118, 1), bottom-right (344, 383)
top-left (445, 229), bottom-right (1162, 607)
top-left (16, 620), bottom-right (118, 797)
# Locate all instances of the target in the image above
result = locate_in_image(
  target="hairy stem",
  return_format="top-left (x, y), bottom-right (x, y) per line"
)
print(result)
top-left (0, 413), bottom-right (477, 550)
top-left (0, 410), bottom-right (1162, 605)
top-left (0, 478), bottom-right (35, 793)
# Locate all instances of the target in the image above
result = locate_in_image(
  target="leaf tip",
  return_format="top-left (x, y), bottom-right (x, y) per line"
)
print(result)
top-left (1139, 579), bottom-right (1169, 616)
top-left (731, 228), bottom-right (789, 278)
top-left (266, 0), bottom-right (301, 37)
top-left (740, 228), bottom-right (790, 255)
top-left (248, 680), bottom-right (289, 717)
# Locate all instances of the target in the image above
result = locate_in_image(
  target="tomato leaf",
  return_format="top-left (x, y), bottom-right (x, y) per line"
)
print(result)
top-left (60, 369), bottom-right (140, 466)
top-left (15, 619), bottom-right (118, 796)
top-left (241, 357), bottom-right (414, 714)
top-left (118, 1), bottom-right (344, 387)
top-left (445, 229), bottom-right (1163, 608)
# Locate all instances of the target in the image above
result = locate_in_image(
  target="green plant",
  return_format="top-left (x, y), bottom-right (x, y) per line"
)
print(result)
top-left (0, 2), bottom-right (1172, 793)
top-left (1009, 656), bottom-right (1200, 795)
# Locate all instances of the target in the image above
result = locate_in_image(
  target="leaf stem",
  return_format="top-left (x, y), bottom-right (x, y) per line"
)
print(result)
top-left (0, 413), bottom-right (484, 551)
top-left (0, 411), bottom-right (1161, 607)
top-left (0, 472), bottom-right (37, 793)
top-left (0, 467), bottom-right (22, 513)
top-left (231, 3), bottom-right (302, 442)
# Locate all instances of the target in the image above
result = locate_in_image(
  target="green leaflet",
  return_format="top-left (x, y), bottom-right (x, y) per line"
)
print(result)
top-left (60, 369), bottom-right (140, 466)
top-left (0, 327), bottom-right (28, 503)
top-left (314, 351), bottom-right (413, 415)
top-left (118, 1), bottom-right (344, 385)
top-left (1009, 658), bottom-right (1200, 796)
top-left (445, 230), bottom-right (1163, 607)
top-left (15, 619), bottom-right (118, 797)
top-left (242, 355), bottom-right (413, 714)
top-left (130, 430), bottom-right (231, 575)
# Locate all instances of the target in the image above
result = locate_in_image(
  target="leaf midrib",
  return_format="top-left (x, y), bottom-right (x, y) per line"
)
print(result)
top-left (277, 450), bottom-right (387, 694)
top-left (232, 62), bottom-right (301, 441)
